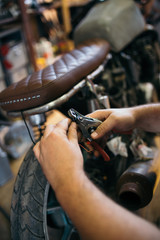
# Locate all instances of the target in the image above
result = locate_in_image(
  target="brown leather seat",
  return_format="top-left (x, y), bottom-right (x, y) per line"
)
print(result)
top-left (0, 39), bottom-right (110, 112)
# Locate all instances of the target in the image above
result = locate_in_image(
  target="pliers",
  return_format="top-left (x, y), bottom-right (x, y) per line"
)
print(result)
top-left (68, 108), bottom-right (102, 141)
top-left (68, 108), bottom-right (110, 161)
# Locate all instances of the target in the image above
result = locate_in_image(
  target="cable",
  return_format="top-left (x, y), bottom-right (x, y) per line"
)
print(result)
top-left (0, 205), bottom-right (10, 222)
top-left (21, 111), bottom-right (36, 146)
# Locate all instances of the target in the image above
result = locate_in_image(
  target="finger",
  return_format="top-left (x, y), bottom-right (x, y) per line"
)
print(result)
top-left (56, 118), bottom-right (70, 134)
top-left (33, 141), bottom-right (40, 160)
top-left (68, 122), bottom-right (78, 143)
top-left (86, 109), bottom-right (112, 121)
top-left (91, 116), bottom-right (116, 139)
top-left (77, 130), bottom-right (83, 142)
top-left (43, 124), bottom-right (55, 138)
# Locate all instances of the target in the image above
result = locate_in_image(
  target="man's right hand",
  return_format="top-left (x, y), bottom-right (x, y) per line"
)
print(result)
top-left (87, 108), bottom-right (136, 139)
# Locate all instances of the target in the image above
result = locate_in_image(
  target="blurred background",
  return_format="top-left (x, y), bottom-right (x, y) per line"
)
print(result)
top-left (0, 0), bottom-right (160, 239)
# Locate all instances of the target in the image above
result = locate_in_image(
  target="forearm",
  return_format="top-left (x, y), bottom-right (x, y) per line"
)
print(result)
top-left (34, 114), bottom-right (160, 240)
top-left (54, 173), bottom-right (160, 240)
top-left (88, 103), bottom-right (160, 140)
top-left (133, 103), bottom-right (160, 132)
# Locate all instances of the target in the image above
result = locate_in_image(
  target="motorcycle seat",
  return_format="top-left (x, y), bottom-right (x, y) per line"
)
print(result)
top-left (0, 39), bottom-right (110, 112)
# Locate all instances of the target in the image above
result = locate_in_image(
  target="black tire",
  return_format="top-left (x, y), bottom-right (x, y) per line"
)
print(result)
top-left (10, 147), bottom-right (80, 240)
top-left (11, 147), bottom-right (47, 239)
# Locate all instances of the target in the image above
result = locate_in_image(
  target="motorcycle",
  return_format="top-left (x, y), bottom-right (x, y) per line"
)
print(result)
top-left (0, 0), bottom-right (160, 239)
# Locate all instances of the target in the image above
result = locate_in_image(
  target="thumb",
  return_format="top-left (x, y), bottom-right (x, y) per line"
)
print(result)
top-left (33, 141), bottom-right (40, 160)
top-left (91, 116), bottom-right (115, 139)
top-left (68, 122), bottom-right (78, 143)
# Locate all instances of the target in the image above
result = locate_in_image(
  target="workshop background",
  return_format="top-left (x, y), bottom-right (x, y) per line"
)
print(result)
top-left (0, 0), bottom-right (160, 240)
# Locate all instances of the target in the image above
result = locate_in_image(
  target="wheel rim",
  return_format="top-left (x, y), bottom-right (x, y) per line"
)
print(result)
top-left (43, 183), bottom-right (81, 240)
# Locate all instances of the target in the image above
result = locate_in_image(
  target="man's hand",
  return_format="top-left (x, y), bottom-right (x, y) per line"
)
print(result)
top-left (33, 108), bottom-right (160, 240)
top-left (33, 118), bottom-right (84, 192)
top-left (88, 108), bottom-right (135, 139)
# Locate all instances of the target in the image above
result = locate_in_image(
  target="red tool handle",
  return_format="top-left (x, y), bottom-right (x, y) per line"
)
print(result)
top-left (87, 141), bottom-right (110, 162)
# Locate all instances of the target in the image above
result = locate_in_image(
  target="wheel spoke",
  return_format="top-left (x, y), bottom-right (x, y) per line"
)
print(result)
top-left (47, 206), bottom-right (62, 215)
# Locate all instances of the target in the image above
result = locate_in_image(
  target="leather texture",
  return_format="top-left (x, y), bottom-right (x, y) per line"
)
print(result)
top-left (0, 39), bottom-right (110, 112)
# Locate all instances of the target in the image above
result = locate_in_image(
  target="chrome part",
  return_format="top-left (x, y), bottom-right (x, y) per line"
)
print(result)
top-left (29, 113), bottom-right (46, 127)
top-left (87, 99), bottom-right (99, 113)
top-left (99, 95), bottom-right (110, 109)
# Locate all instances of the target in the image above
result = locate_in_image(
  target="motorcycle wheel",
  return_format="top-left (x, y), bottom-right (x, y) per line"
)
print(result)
top-left (10, 147), bottom-right (81, 240)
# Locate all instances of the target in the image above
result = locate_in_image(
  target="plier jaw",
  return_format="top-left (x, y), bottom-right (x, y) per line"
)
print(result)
top-left (68, 108), bottom-right (110, 162)
top-left (68, 108), bottom-right (102, 141)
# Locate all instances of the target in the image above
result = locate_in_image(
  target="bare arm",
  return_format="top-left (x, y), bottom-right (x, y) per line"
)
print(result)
top-left (56, 171), bottom-right (160, 240)
top-left (33, 118), bottom-right (160, 240)
top-left (88, 103), bottom-right (160, 139)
